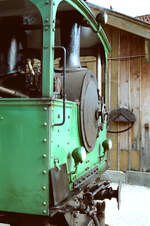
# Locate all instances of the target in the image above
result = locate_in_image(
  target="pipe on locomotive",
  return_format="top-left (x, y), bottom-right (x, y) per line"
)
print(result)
top-left (96, 48), bottom-right (102, 95)
top-left (60, 12), bottom-right (81, 69)
top-left (0, 86), bottom-right (28, 98)
top-left (59, 11), bottom-right (102, 101)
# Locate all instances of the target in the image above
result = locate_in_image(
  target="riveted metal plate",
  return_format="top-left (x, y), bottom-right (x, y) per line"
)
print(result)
top-left (0, 100), bottom-right (49, 215)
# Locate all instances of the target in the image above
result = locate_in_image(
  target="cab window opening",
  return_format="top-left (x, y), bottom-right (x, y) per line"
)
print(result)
top-left (0, 0), bottom-right (43, 98)
top-left (54, 2), bottom-right (106, 103)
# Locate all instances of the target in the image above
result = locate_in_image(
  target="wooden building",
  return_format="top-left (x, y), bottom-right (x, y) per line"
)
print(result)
top-left (91, 6), bottom-right (150, 172)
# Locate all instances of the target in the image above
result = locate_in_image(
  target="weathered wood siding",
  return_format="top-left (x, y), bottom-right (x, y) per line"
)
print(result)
top-left (105, 25), bottom-right (150, 171)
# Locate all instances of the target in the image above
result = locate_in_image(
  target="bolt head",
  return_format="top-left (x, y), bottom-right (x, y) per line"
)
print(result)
top-left (42, 170), bottom-right (47, 175)
top-left (45, 0), bottom-right (49, 5)
top-left (42, 154), bottom-right (47, 158)
top-left (42, 201), bottom-right (47, 206)
top-left (42, 186), bottom-right (46, 191)
top-left (42, 210), bottom-right (47, 214)
top-left (43, 138), bottom-right (47, 143)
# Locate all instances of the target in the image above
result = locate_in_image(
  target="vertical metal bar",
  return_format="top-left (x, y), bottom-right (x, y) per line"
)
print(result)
top-left (139, 56), bottom-right (142, 171)
top-left (96, 48), bottom-right (102, 95)
top-left (108, 59), bottom-right (111, 116)
top-left (144, 124), bottom-right (149, 171)
top-left (107, 59), bottom-right (111, 168)
top-left (128, 131), bottom-right (131, 170)
top-left (53, 46), bottom-right (66, 126)
top-left (117, 32), bottom-right (120, 171)
top-left (128, 58), bottom-right (131, 170)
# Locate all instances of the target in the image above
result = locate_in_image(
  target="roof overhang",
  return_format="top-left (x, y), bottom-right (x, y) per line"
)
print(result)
top-left (87, 2), bottom-right (150, 40)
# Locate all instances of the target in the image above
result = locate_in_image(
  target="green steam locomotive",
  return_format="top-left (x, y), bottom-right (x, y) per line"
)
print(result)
top-left (0, 0), bottom-right (119, 225)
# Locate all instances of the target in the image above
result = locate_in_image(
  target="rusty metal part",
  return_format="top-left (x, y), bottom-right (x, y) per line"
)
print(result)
top-left (0, 86), bottom-right (28, 98)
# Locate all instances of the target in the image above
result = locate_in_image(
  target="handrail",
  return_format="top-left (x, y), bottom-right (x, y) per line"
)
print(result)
top-left (53, 46), bottom-right (66, 126)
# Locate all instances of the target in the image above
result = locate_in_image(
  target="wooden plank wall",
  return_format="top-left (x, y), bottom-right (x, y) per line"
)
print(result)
top-left (105, 25), bottom-right (150, 171)
top-left (106, 27), bottom-right (119, 170)
top-left (140, 50), bottom-right (150, 171)
top-left (81, 26), bottom-right (150, 172)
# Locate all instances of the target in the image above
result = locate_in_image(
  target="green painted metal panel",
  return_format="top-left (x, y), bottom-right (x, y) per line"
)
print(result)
top-left (50, 100), bottom-right (81, 170)
top-left (0, 0), bottom-right (110, 215)
top-left (0, 100), bottom-right (50, 215)
top-left (50, 99), bottom-right (107, 190)
top-left (0, 97), bottom-right (107, 213)
top-left (29, 0), bottom-right (54, 97)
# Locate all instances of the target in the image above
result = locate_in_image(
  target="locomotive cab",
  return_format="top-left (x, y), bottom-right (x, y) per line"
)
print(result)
top-left (0, 1), bottom-right (42, 98)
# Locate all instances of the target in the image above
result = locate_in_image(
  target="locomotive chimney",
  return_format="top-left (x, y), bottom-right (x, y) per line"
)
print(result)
top-left (60, 12), bottom-right (81, 69)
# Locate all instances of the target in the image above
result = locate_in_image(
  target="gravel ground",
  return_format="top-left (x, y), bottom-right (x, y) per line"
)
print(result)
top-left (1, 183), bottom-right (150, 226)
top-left (105, 183), bottom-right (150, 226)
